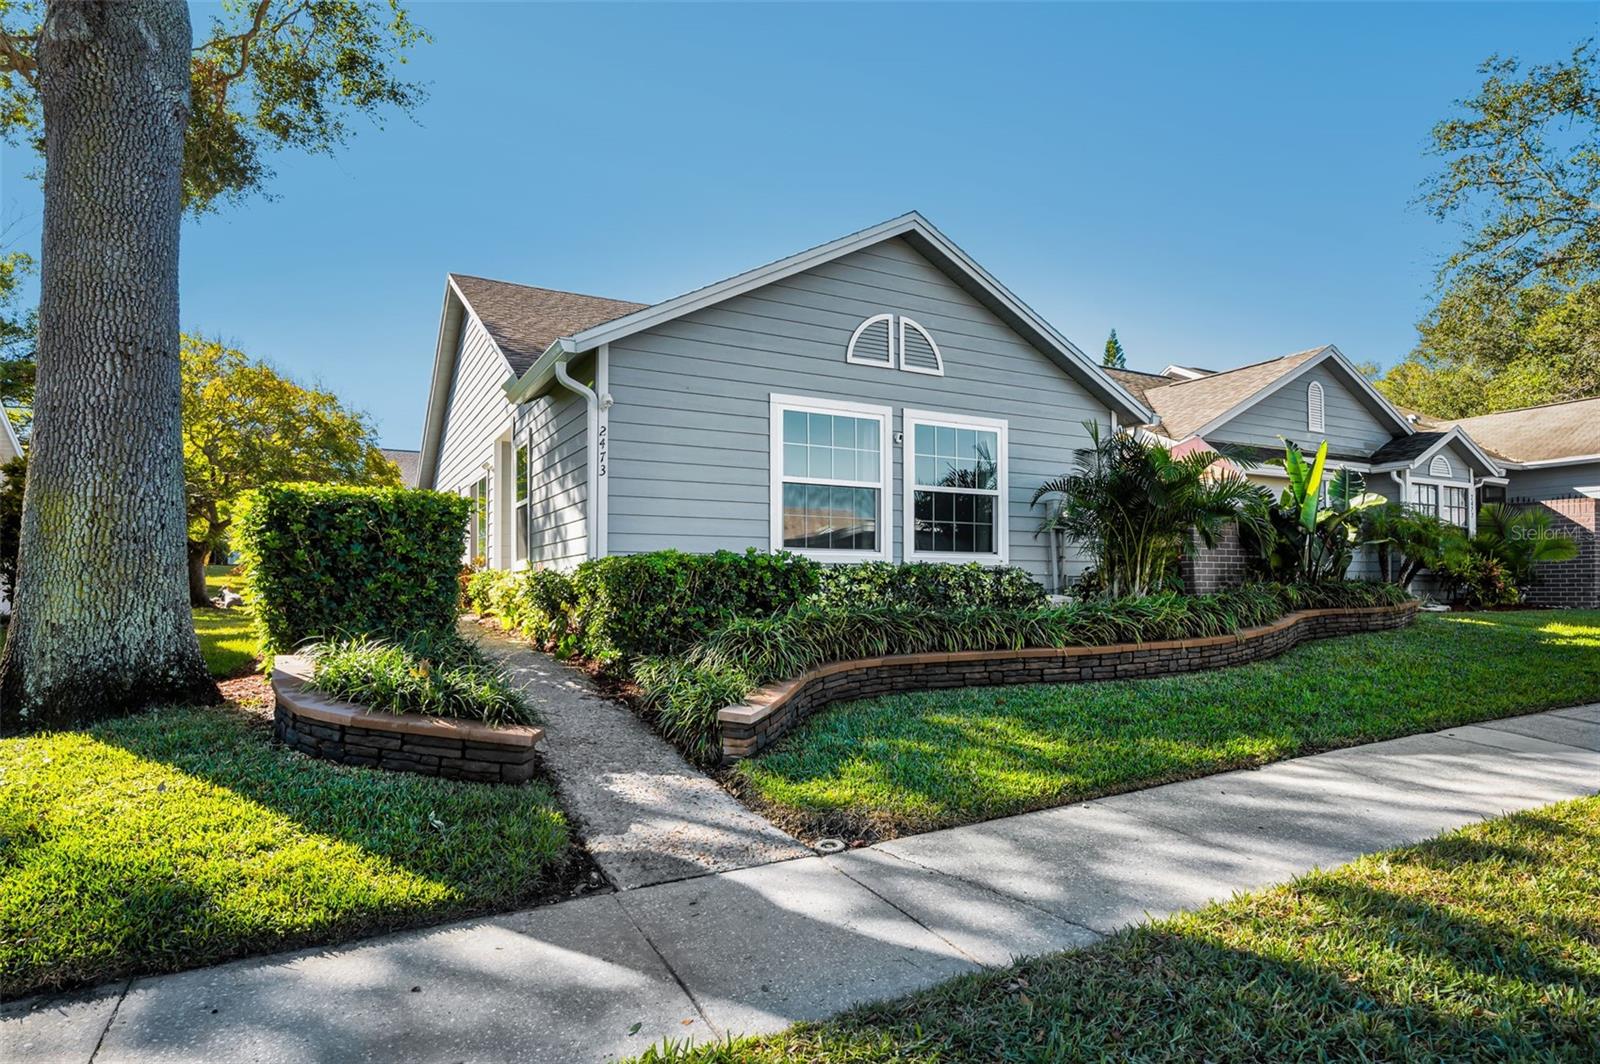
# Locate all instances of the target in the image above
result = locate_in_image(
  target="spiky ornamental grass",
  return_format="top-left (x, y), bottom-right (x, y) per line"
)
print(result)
top-left (308, 633), bottom-right (535, 728)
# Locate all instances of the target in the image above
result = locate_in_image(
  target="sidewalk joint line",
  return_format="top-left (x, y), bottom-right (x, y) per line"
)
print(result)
top-left (613, 895), bottom-right (721, 1040)
top-left (828, 858), bottom-right (989, 968)
top-left (864, 847), bottom-right (1108, 940)
top-left (85, 978), bottom-right (131, 1064)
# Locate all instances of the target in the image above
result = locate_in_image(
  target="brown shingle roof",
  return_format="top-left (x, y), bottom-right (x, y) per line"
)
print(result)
top-left (380, 448), bottom-right (421, 488)
top-left (1428, 395), bottom-right (1600, 464)
top-left (1139, 347), bottom-right (1329, 438)
top-left (1103, 368), bottom-right (1178, 408)
top-left (450, 274), bottom-right (648, 376)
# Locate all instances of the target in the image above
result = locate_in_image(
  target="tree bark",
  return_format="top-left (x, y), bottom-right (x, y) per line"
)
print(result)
top-left (0, 0), bottom-right (218, 732)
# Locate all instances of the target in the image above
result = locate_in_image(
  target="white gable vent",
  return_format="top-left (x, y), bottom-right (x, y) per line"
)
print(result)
top-left (898, 317), bottom-right (944, 376)
top-left (846, 313), bottom-right (894, 367)
top-left (1307, 381), bottom-right (1325, 433)
top-left (1429, 454), bottom-right (1452, 478)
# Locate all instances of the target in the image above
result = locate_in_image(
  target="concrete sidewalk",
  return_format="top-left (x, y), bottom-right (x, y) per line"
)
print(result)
top-left (6, 705), bottom-right (1598, 1064)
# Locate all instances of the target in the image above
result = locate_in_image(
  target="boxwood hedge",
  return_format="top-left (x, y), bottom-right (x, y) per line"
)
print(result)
top-left (235, 484), bottom-right (471, 654)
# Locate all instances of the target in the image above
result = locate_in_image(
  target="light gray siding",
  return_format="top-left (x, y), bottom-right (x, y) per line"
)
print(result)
top-left (603, 237), bottom-right (1114, 585)
top-left (436, 313), bottom-right (515, 564)
top-left (514, 369), bottom-right (589, 569)
top-left (1211, 366), bottom-right (1397, 456)
top-left (1506, 460), bottom-right (1600, 501)
top-left (1413, 440), bottom-right (1489, 481)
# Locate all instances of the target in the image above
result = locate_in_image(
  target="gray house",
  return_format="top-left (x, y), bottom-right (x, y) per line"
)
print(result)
top-left (418, 214), bottom-right (1151, 589)
top-left (1108, 356), bottom-right (1598, 604)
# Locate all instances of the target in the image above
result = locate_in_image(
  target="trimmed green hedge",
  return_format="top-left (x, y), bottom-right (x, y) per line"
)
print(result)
top-left (812, 561), bottom-right (1044, 611)
top-left (236, 484), bottom-right (471, 654)
top-left (639, 581), bottom-right (1413, 765)
top-left (465, 554), bottom-right (1049, 665)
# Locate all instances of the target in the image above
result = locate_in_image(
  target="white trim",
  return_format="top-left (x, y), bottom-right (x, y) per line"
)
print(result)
top-left (553, 354), bottom-right (601, 561)
top-left (1188, 346), bottom-right (1417, 442)
top-left (595, 344), bottom-right (611, 559)
top-left (505, 212), bottom-right (1152, 423)
top-left (1500, 453), bottom-right (1600, 469)
top-left (769, 393), bottom-right (893, 563)
top-left (845, 313), bottom-right (895, 367)
top-left (1306, 380), bottom-right (1325, 433)
top-left (1161, 365), bottom-right (1211, 380)
top-left (897, 317), bottom-right (945, 376)
top-left (1428, 454), bottom-right (1452, 479)
top-left (419, 277), bottom-right (519, 489)
top-left (1369, 426), bottom-right (1504, 478)
top-left (902, 407), bottom-right (1010, 565)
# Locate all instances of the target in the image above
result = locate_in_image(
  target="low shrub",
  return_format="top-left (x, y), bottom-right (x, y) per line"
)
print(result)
top-left (308, 632), bottom-right (534, 728)
top-left (567, 548), bottom-right (820, 663)
top-left (1277, 580), bottom-right (1415, 610)
top-left (466, 567), bottom-right (578, 649)
top-left (235, 484), bottom-right (471, 654)
top-left (631, 656), bottom-right (756, 766)
top-left (811, 561), bottom-right (1045, 611)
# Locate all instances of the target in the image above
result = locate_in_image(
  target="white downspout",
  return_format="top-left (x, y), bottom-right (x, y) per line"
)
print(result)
top-left (553, 352), bottom-right (612, 562)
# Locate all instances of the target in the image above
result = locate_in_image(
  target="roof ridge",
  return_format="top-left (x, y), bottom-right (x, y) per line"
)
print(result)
top-left (1443, 392), bottom-right (1600, 420)
top-left (1146, 345), bottom-right (1328, 392)
top-left (449, 272), bottom-right (648, 309)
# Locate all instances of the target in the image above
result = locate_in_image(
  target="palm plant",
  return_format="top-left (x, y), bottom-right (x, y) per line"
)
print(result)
top-left (1462, 503), bottom-right (1579, 596)
top-left (1031, 423), bottom-right (1269, 598)
top-left (1361, 502), bottom-right (1449, 587)
top-left (1246, 440), bottom-right (1386, 582)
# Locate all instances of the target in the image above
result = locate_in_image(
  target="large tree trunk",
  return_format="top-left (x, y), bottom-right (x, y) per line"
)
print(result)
top-left (187, 540), bottom-right (212, 608)
top-left (0, 0), bottom-right (217, 732)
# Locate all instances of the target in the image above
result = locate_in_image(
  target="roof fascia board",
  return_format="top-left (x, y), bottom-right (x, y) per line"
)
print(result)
top-left (1189, 346), bottom-right (1416, 442)
top-left (1500, 453), bottom-right (1600, 469)
top-left (548, 212), bottom-right (1153, 424)
top-left (418, 276), bottom-right (517, 488)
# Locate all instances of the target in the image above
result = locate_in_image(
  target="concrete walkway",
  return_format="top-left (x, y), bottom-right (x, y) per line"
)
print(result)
top-left (6, 704), bottom-right (1598, 1064)
top-left (467, 621), bottom-right (809, 889)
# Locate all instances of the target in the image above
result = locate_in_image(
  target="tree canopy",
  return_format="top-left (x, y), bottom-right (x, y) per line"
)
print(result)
top-left (182, 334), bottom-right (399, 563)
top-left (0, 0), bottom-right (428, 213)
top-left (1378, 39), bottom-right (1600, 417)
top-left (0, 247), bottom-right (33, 440)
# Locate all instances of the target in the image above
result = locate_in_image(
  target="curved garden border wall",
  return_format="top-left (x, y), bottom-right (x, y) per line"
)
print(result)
top-left (271, 654), bottom-right (546, 784)
top-left (718, 602), bottom-right (1419, 763)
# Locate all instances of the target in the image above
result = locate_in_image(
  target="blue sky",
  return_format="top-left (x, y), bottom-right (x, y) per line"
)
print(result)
top-left (1, 2), bottom-right (1595, 448)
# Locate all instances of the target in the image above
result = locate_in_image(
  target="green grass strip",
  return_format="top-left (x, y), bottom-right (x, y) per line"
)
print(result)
top-left (733, 610), bottom-right (1600, 840)
top-left (635, 794), bottom-right (1600, 1062)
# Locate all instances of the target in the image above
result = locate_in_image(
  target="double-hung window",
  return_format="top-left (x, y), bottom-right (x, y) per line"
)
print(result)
top-left (904, 409), bottom-right (1008, 562)
top-left (514, 440), bottom-right (530, 562)
top-left (770, 395), bottom-right (891, 561)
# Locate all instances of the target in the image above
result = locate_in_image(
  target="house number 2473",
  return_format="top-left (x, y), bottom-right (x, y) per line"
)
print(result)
top-left (596, 424), bottom-right (608, 478)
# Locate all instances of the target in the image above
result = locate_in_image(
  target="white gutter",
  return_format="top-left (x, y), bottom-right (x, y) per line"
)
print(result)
top-left (552, 349), bottom-right (612, 561)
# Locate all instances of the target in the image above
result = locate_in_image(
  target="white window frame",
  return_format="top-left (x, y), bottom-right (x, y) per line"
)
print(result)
top-left (845, 313), bottom-right (895, 368)
top-left (898, 317), bottom-right (945, 376)
top-left (1408, 474), bottom-right (1475, 531)
top-left (1306, 381), bottom-right (1325, 433)
top-left (769, 393), bottom-right (893, 563)
top-left (903, 408), bottom-right (1009, 565)
top-left (513, 434), bottom-right (531, 565)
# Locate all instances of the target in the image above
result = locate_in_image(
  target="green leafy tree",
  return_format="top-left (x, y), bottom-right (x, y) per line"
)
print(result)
top-left (1380, 41), bottom-right (1600, 417)
top-left (1031, 423), bottom-right (1269, 598)
top-left (0, 247), bottom-right (33, 441)
top-left (1102, 329), bottom-right (1127, 369)
top-left (182, 335), bottom-right (400, 607)
top-left (0, 1), bottom-right (426, 732)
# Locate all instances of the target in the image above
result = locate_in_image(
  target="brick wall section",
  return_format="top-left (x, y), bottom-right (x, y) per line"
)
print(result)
top-left (1517, 496), bottom-right (1600, 609)
top-left (271, 656), bottom-right (545, 784)
top-left (719, 602), bottom-right (1418, 762)
top-left (1179, 524), bottom-right (1251, 594)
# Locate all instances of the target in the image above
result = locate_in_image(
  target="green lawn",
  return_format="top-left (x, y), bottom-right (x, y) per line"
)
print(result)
top-left (636, 795), bottom-right (1600, 1063)
top-left (733, 610), bottom-right (1600, 841)
top-left (195, 564), bottom-right (257, 678)
top-left (0, 703), bottom-right (574, 998)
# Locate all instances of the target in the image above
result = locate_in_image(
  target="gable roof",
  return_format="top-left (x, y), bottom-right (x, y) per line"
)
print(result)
top-left (1103, 367), bottom-right (1174, 408)
top-left (503, 212), bottom-right (1153, 423)
top-left (1130, 345), bottom-right (1416, 444)
top-left (1425, 395), bottom-right (1600, 466)
top-left (449, 275), bottom-right (645, 376)
top-left (1369, 425), bottom-right (1503, 477)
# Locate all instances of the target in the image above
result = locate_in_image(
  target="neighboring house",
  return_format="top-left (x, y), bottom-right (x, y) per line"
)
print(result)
top-left (418, 213), bottom-right (1152, 589)
top-left (1108, 352), bottom-right (1598, 605)
top-left (1107, 345), bottom-right (1505, 552)
top-left (379, 447), bottom-right (421, 488)
top-left (0, 410), bottom-right (21, 466)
